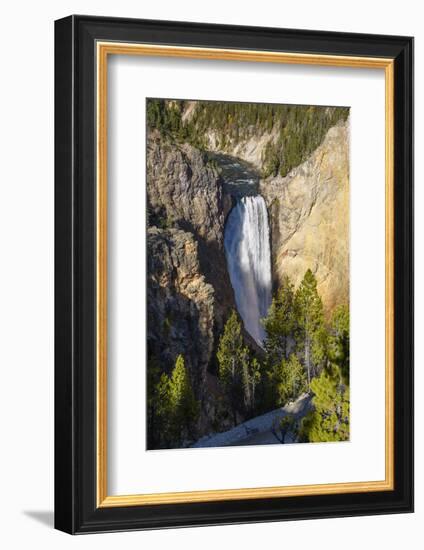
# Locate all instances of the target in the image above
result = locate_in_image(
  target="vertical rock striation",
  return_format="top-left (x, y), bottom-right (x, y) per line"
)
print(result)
top-left (147, 132), bottom-right (235, 400)
top-left (260, 121), bottom-right (350, 315)
top-left (147, 227), bottom-right (215, 397)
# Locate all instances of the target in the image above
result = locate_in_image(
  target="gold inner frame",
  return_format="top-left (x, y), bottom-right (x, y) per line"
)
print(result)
top-left (96, 42), bottom-right (395, 508)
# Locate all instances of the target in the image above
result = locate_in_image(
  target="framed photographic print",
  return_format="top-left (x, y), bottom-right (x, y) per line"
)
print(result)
top-left (54, 15), bottom-right (414, 533)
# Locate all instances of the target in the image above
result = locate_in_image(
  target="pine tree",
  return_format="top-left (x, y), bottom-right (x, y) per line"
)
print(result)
top-left (155, 373), bottom-right (173, 445)
top-left (241, 348), bottom-right (252, 414)
top-left (147, 358), bottom-right (174, 449)
top-left (146, 99), bottom-right (163, 130)
top-left (147, 354), bottom-right (199, 448)
top-left (249, 358), bottom-right (262, 413)
top-left (269, 353), bottom-right (307, 407)
top-left (328, 304), bottom-right (350, 384)
top-left (147, 356), bottom-right (164, 449)
top-left (168, 355), bottom-right (199, 443)
top-left (263, 275), bottom-right (296, 366)
top-left (217, 310), bottom-right (245, 424)
top-left (262, 141), bottom-right (280, 177)
top-left (217, 310), bottom-right (261, 422)
top-left (241, 353), bottom-right (262, 415)
top-left (295, 269), bottom-right (326, 387)
top-left (299, 365), bottom-right (350, 442)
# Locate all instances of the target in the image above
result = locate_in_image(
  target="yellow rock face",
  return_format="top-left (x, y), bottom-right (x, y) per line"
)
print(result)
top-left (260, 121), bottom-right (350, 316)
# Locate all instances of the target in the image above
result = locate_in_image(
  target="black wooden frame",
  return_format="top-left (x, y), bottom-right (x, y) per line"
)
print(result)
top-left (55, 15), bottom-right (414, 534)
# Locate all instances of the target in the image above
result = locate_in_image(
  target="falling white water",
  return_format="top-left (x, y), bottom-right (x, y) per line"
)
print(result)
top-left (224, 195), bottom-right (272, 345)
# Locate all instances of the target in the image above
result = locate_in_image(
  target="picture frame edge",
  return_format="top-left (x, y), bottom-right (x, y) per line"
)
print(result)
top-left (54, 15), bottom-right (414, 534)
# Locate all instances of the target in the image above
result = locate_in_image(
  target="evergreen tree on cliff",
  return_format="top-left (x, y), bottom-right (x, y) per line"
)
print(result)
top-left (264, 353), bottom-right (307, 410)
top-left (263, 274), bottom-right (296, 365)
top-left (278, 354), bottom-right (307, 406)
top-left (217, 310), bottom-right (260, 423)
top-left (299, 365), bottom-right (350, 442)
top-left (295, 269), bottom-right (326, 387)
top-left (328, 304), bottom-right (350, 384)
top-left (168, 354), bottom-right (199, 443)
top-left (300, 304), bottom-right (350, 443)
top-left (217, 310), bottom-right (245, 424)
top-left (148, 354), bottom-right (199, 448)
top-left (147, 356), bottom-right (168, 449)
top-left (242, 355), bottom-right (261, 416)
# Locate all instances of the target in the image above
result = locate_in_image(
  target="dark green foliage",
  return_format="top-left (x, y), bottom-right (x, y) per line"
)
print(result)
top-left (148, 269), bottom-right (350, 446)
top-left (146, 99), bottom-right (186, 141)
top-left (214, 280), bottom-right (350, 442)
top-left (261, 272), bottom-right (327, 412)
top-left (217, 310), bottom-right (262, 422)
top-left (146, 98), bottom-right (163, 129)
top-left (300, 365), bottom-right (350, 442)
top-left (263, 353), bottom-right (307, 411)
top-left (263, 275), bottom-right (296, 365)
top-left (242, 356), bottom-right (262, 415)
top-left (146, 356), bottom-right (164, 449)
top-left (147, 99), bottom-right (349, 177)
top-left (217, 310), bottom-right (245, 424)
top-left (147, 355), bottom-right (178, 449)
top-left (168, 355), bottom-right (199, 441)
top-left (276, 354), bottom-right (307, 406)
top-left (185, 101), bottom-right (349, 177)
top-left (328, 304), bottom-right (350, 384)
top-left (262, 141), bottom-right (280, 178)
top-left (260, 270), bottom-right (349, 436)
top-left (147, 354), bottom-right (199, 448)
top-left (294, 269), bottom-right (327, 387)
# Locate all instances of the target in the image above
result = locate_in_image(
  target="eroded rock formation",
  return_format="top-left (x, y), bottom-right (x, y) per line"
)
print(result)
top-left (146, 132), bottom-right (235, 404)
top-left (147, 227), bottom-right (215, 398)
top-left (260, 121), bottom-right (350, 315)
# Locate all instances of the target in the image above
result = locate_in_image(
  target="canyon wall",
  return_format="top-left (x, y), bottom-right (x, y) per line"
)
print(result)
top-left (146, 132), bottom-right (235, 399)
top-left (147, 227), bottom-right (215, 397)
top-left (260, 121), bottom-right (350, 315)
top-left (198, 116), bottom-right (350, 316)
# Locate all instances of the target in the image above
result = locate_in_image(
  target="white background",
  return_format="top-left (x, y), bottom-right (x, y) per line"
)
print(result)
top-left (108, 57), bottom-right (386, 495)
top-left (0, 0), bottom-right (421, 548)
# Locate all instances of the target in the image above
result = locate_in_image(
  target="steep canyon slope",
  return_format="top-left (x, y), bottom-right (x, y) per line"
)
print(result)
top-left (190, 108), bottom-right (350, 315)
top-left (260, 121), bottom-right (349, 315)
top-left (146, 131), bottom-right (234, 399)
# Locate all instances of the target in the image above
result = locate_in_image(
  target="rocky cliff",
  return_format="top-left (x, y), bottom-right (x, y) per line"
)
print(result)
top-left (204, 128), bottom-right (276, 171)
top-left (146, 132), bottom-right (236, 400)
top-left (260, 121), bottom-right (350, 315)
top-left (147, 131), bottom-right (227, 246)
top-left (147, 131), bottom-right (234, 327)
top-left (191, 110), bottom-right (350, 316)
top-left (147, 227), bottom-right (215, 397)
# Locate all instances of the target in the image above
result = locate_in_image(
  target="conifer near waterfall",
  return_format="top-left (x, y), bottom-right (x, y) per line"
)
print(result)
top-left (263, 274), bottom-right (296, 364)
top-left (294, 269), bottom-right (326, 387)
top-left (300, 365), bottom-right (350, 442)
top-left (147, 354), bottom-right (199, 449)
top-left (217, 310), bottom-right (261, 423)
top-left (214, 270), bottom-right (350, 444)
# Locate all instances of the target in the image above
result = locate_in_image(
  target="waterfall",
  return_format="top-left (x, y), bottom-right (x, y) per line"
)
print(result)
top-left (224, 195), bottom-right (272, 345)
